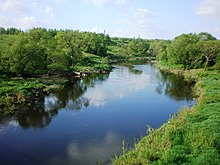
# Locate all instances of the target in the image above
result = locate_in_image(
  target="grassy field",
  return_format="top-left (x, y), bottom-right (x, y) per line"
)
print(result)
top-left (114, 63), bottom-right (220, 164)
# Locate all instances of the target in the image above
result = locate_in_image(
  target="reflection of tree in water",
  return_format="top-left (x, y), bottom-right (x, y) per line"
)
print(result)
top-left (15, 73), bottom-right (109, 128)
top-left (15, 96), bottom-right (58, 129)
top-left (156, 70), bottom-right (194, 101)
top-left (81, 73), bottom-right (109, 88)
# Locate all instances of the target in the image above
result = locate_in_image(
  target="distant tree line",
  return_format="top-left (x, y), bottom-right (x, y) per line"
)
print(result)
top-left (1, 27), bottom-right (219, 77)
top-left (0, 27), bottom-right (23, 35)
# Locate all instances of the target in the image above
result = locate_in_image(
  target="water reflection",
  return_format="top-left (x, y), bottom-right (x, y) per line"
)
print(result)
top-left (84, 66), bottom-right (150, 107)
top-left (66, 131), bottom-right (121, 165)
top-left (155, 70), bottom-right (194, 101)
top-left (11, 65), bottom-right (194, 129)
top-left (14, 74), bottom-right (109, 129)
top-left (0, 63), bottom-right (195, 165)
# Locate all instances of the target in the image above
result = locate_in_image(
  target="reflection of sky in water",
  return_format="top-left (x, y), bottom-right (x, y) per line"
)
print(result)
top-left (0, 64), bottom-right (195, 165)
top-left (84, 66), bottom-right (151, 107)
top-left (68, 131), bottom-right (120, 164)
top-left (44, 131), bottom-right (121, 165)
top-left (44, 94), bottom-right (59, 111)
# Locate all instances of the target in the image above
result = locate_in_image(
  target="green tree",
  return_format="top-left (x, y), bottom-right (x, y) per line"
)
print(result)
top-left (197, 40), bottom-right (220, 70)
top-left (0, 27), bottom-right (6, 35)
top-left (55, 30), bottom-right (83, 70)
top-left (198, 32), bottom-right (216, 41)
top-left (149, 40), bottom-right (171, 61)
top-left (167, 33), bottom-right (200, 69)
top-left (82, 32), bottom-right (109, 57)
top-left (9, 33), bottom-right (47, 75)
top-left (128, 38), bottom-right (149, 56)
top-left (6, 27), bottom-right (22, 35)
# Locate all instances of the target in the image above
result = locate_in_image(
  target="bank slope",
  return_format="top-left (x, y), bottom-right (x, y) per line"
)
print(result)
top-left (114, 65), bottom-right (220, 165)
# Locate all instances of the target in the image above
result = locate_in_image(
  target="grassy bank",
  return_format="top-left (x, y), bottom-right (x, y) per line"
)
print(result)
top-left (0, 76), bottom-right (69, 117)
top-left (114, 62), bottom-right (220, 164)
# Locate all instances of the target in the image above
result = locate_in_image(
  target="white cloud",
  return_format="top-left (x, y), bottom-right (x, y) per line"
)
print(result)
top-left (55, 0), bottom-right (65, 4)
top-left (31, 2), bottom-right (37, 8)
top-left (84, 0), bottom-right (129, 6)
top-left (45, 6), bottom-right (55, 17)
top-left (0, 15), bottom-right (14, 27)
top-left (132, 7), bottom-right (156, 28)
top-left (119, 7), bottom-right (156, 28)
top-left (116, 0), bottom-right (129, 4)
top-left (91, 26), bottom-right (105, 33)
top-left (196, 0), bottom-right (220, 39)
top-left (0, 16), bottom-right (39, 30)
top-left (196, 0), bottom-right (220, 16)
top-left (0, 0), bottom-right (29, 12)
top-left (16, 17), bottom-right (38, 29)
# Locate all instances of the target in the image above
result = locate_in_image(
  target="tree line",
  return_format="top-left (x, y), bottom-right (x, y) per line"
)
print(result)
top-left (1, 27), bottom-right (219, 77)
top-left (156, 32), bottom-right (220, 70)
top-left (0, 27), bottom-right (111, 76)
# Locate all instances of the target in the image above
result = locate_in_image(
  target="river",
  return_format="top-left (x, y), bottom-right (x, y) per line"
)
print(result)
top-left (0, 63), bottom-right (194, 165)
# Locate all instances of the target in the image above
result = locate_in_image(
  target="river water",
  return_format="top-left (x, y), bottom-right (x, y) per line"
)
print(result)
top-left (0, 63), bottom-right (194, 165)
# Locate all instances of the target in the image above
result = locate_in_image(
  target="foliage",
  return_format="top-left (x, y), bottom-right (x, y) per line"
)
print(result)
top-left (82, 32), bottom-right (110, 57)
top-left (158, 32), bottom-right (219, 70)
top-left (0, 28), bottom-right (113, 75)
top-left (0, 27), bottom-right (22, 35)
top-left (197, 40), bottom-right (220, 70)
top-left (128, 38), bottom-right (149, 56)
top-left (167, 33), bottom-right (200, 69)
top-left (74, 53), bottom-right (111, 73)
top-left (55, 30), bottom-right (83, 70)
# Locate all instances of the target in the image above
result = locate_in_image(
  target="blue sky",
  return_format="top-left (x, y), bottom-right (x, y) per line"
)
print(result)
top-left (0, 0), bottom-right (219, 39)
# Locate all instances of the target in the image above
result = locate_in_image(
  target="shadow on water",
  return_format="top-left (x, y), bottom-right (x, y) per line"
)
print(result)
top-left (14, 74), bottom-right (110, 129)
top-left (155, 70), bottom-right (195, 101)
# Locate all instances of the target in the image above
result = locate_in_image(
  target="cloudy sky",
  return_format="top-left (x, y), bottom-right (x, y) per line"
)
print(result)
top-left (0, 0), bottom-right (219, 39)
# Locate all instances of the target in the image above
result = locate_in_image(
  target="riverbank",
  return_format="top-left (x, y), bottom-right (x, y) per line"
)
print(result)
top-left (114, 62), bottom-right (220, 164)
top-left (0, 53), bottom-right (113, 117)
top-left (0, 76), bottom-right (69, 117)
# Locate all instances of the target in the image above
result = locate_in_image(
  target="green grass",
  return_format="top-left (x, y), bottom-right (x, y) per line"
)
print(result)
top-left (114, 63), bottom-right (220, 165)
top-left (0, 76), bottom-right (68, 117)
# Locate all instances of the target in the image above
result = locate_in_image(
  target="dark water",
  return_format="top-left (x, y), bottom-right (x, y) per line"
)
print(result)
top-left (0, 64), bottom-right (194, 165)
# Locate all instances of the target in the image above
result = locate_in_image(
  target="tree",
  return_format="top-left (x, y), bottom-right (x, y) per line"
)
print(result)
top-left (149, 40), bottom-right (171, 61)
top-left (128, 38), bottom-right (149, 56)
top-left (55, 30), bottom-right (83, 70)
top-left (8, 33), bottom-right (47, 75)
top-left (6, 27), bottom-right (22, 35)
top-left (82, 32), bottom-right (109, 57)
top-left (198, 40), bottom-right (220, 70)
top-left (167, 33), bottom-right (200, 69)
top-left (198, 32), bottom-right (216, 41)
top-left (0, 27), bottom-right (6, 35)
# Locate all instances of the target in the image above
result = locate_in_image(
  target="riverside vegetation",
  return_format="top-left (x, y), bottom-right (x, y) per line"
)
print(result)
top-left (114, 33), bottom-right (220, 164)
top-left (0, 27), bottom-right (155, 117)
top-left (1, 27), bottom-right (220, 164)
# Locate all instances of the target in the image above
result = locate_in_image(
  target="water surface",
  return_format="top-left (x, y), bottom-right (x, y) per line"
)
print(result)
top-left (0, 64), bottom-right (194, 165)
